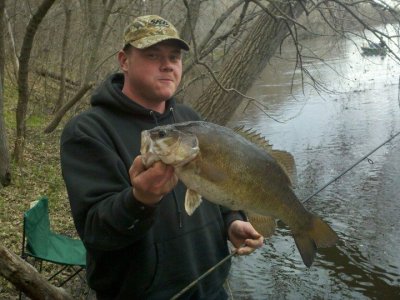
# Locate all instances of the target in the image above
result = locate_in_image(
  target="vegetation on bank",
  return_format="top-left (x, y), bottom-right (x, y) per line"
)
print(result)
top-left (0, 77), bottom-right (80, 298)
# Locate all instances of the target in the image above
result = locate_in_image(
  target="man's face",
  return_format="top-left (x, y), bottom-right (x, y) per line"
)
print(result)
top-left (120, 41), bottom-right (183, 107)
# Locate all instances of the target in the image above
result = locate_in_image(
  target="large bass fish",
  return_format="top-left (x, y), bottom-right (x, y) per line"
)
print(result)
top-left (140, 121), bottom-right (338, 267)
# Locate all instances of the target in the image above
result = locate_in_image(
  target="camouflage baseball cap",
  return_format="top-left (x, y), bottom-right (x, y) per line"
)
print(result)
top-left (124, 15), bottom-right (190, 51)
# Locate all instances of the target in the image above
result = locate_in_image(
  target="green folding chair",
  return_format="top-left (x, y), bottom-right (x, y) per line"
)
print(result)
top-left (20, 196), bottom-right (86, 288)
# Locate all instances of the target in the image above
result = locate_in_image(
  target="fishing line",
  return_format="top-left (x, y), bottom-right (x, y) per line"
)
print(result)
top-left (170, 130), bottom-right (400, 299)
top-left (301, 130), bottom-right (400, 204)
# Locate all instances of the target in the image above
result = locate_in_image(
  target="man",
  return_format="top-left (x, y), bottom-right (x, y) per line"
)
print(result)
top-left (61, 15), bottom-right (263, 299)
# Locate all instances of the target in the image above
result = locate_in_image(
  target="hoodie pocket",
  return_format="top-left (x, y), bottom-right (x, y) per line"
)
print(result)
top-left (146, 219), bottom-right (230, 299)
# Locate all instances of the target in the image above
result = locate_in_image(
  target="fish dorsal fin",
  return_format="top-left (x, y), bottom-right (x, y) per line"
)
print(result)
top-left (234, 126), bottom-right (274, 152)
top-left (233, 126), bottom-right (297, 186)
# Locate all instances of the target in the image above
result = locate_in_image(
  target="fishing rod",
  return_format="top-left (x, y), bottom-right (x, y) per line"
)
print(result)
top-left (170, 130), bottom-right (400, 299)
top-left (301, 130), bottom-right (400, 204)
top-left (170, 250), bottom-right (237, 300)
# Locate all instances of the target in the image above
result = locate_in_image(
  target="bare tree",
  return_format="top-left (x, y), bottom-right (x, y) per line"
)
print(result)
top-left (0, 0), bottom-right (11, 188)
top-left (180, 0), bottom-right (201, 44)
top-left (53, 0), bottom-right (73, 113)
top-left (192, 0), bottom-right (306, 124)
top-left (181, 0), bottom-right (248, 76)
top-left (44, 0), bottom-right (117, 133)
top-left (13, 0), bottom-right (57, 163)
top-left (4, 0), bottom-right (399, 139)
top-left (4, 7), bottom-right (19, 80)
top-left (186, 0), bottom-right (400, 124)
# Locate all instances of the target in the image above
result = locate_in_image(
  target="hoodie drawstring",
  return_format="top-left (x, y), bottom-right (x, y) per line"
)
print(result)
top-left (170, 107), bottom-right (177, 123)
top-left (149, 110), bottom-right (159, 126)
top-left (172, 190), bottom-right (183, 228)
top-left (149, 108), bottom-right (183, 229)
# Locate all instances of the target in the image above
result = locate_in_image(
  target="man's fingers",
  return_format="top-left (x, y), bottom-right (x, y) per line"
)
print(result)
top-left (149, 162), bottom-right (176, 187)
top-left (236, 246), bottom-right (255, 255)
top-left (235, 236), bottom-right (264, 256)
top-left (129, 156), bottom-right (146, 178)
top-left (246, 236), bottom-right (264, 248)
top-left (130, 156), bottom-right (178, 205)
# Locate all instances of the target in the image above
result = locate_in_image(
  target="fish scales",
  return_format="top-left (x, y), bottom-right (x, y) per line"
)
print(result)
top-left (141, 121), bottom-right (338, 267)
top-left (177, 122), bottom-right (298, 214)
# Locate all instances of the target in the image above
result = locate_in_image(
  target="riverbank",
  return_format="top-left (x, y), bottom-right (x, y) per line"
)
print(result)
top-left (0, 79), bottom-right (83, 298)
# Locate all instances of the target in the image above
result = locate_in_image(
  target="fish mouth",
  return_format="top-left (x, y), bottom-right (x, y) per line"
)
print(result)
top-left (140, 131), bottom-right (160, 168)
top-left (155, 135), bottom-right (199, 166)
top-left (140, 131), bottom-right (151, 154)
top-left (140, 129), bottom-right (199, 167)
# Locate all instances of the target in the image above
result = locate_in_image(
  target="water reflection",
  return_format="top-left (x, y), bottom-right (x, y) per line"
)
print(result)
top-left (227, 29), bottom-right (400, 299)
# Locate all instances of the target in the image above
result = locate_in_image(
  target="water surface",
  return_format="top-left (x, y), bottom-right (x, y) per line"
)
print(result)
top-left (227, 30), bottom-right (400, 299)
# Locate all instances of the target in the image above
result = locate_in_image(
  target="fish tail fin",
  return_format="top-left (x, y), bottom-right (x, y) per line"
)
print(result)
top-left (293, 233), bottom-right (317, 268)
top-left (293, 215), bottom-right (339, 267)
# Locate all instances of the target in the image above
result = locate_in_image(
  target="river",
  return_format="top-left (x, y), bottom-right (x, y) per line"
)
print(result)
top-left (226, 29), bottom-right (400, 299)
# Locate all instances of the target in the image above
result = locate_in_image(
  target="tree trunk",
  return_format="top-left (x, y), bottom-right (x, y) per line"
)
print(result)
top-left (0, 78), bottom-right (11, 188)
top-left (54, 2), bottom-right (72, 113)
top-left (180, 0), bottom-right (201, 45)
top-left (182, 0), bottom-right (245, 76)
top-left (192, 0), bottom-right (306, 125)
top-left (13, 0), bottom-right (56, 163)
top-left (4, 8), bottom-right (19, 80)
top-left (44, 0), bottom-right (116, 133)
top-left (0, 0), bottom-right (11, 188)
top-left (0, 244), bottom-right (73, 300)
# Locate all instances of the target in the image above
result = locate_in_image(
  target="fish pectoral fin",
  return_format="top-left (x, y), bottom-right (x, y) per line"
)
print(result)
top-left (184, 189), bottom-right (203, 216)
top-left (246, 212), bottom-right (276, 238)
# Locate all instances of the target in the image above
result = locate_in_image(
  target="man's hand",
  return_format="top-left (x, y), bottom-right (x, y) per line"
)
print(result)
top-left (228, 220), bottom-right (264, 255)
top-left (129, 156), bottom-right (178, 205)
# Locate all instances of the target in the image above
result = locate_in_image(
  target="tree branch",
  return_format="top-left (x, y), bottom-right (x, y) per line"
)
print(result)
top-left (44, 82), bottom-right (94, 133)
top-left (0, 244), bottom-right (73, 300)
top-left (183, 0), bottom-right (283, 123)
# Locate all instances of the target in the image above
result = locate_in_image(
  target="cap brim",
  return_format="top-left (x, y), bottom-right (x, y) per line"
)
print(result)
top-left (130, 35), bottom-right (190, 51)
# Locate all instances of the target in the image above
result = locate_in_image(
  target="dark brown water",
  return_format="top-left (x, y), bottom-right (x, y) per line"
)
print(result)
top-left (227, 30), bottom-right (400, 299)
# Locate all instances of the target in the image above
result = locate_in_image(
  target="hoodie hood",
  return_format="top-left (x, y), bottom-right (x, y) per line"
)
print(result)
top-left (91, 73), bottom-right (176, 120)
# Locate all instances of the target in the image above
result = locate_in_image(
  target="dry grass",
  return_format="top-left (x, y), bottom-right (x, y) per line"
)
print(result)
top-left (0, 77), bottom-right (87, 298)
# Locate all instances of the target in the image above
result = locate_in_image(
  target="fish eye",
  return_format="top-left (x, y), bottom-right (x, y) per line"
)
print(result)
top-left (158, 130), bottom-right (167, 138)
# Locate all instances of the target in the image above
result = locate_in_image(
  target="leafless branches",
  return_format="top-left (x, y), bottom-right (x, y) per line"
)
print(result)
top-left (1, 0), bottom-right (400, 158)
